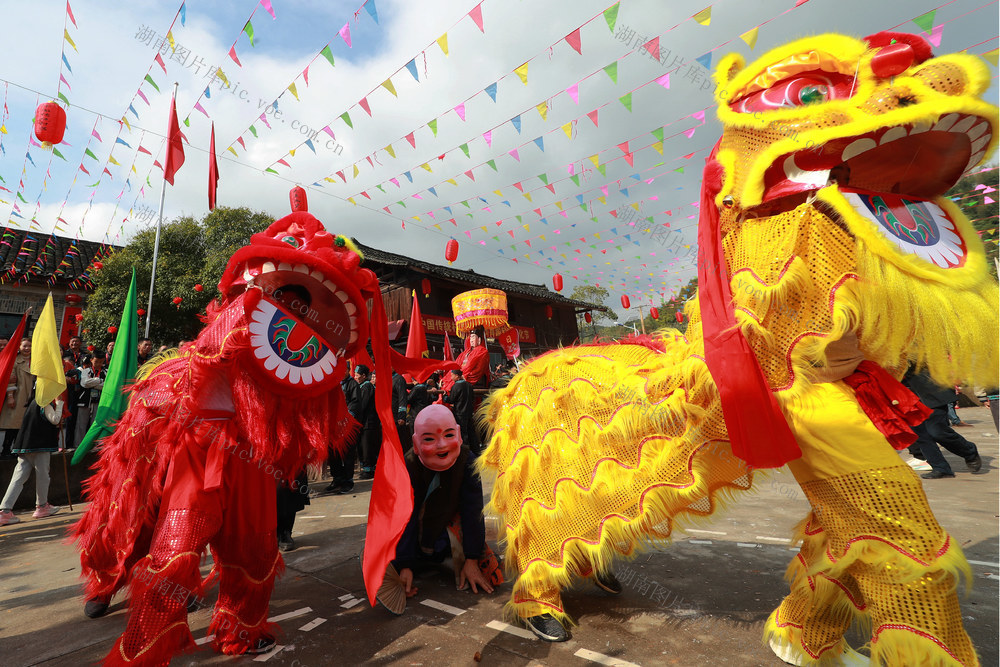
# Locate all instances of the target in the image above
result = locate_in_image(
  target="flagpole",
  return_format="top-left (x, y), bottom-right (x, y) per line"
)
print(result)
top-left (145, 82), bottom-right (178, 338)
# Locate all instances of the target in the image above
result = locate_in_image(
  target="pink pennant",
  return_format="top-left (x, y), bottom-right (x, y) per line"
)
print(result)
top-left (337, 170), bottom-right (346, 182)
top-left (985, 196), bottom-right (996, 204)
top-left (464, 230), bottom-right (472, 239)
top-left (92, 129), bottom-right (102, 141)
top-left (533, 208), bottom-right (542, 216)
top-left (66, 1), bottom-right (77, 27)
top-left (509, 148), bottom-right (520, 161)
top-left (360, 191), bottom-right (371, 200)
top-left (559, 210), bottom-right (568, 217)
top-left (567, 83), bottom-right (579, 104)
top-left (601, 185), bottom-right (608, 197)
top-left (617, 141), bottom-right (630, 155)
top-left (926, 24), bottom-right (944, 47)
top-left (455, 103), bottom-right (466, 121)
top-left (642, 36), bottom-right (660, 59)
top-left (155, 53), bottom-right (167, 74)
top-left (545, 184), bottom-right (555, 193)
top-left (136, 89), bottom-right (150, 105)
top-left (228, 46), bottom-right (242, 67)
top-left (260, 0), bottom-right (277, 19)
top-left (195, 101), bottom-right (209, 117)
top-left (468, 3), bottom-right (485, 33)
top-left (277, 158), bottom-right (290, 167)
top-left (383, 206), bottom-right (392, 213)
top-left (683, 127), bottom-right (696, 138)
top-left (975, 184), bottom-right (987, 190)
top-left (359, 97), bottom-right (372, 116)
top-left (586, 109), bottom-right (599, 126)
top-left (449, 218), bottom-right (457, 226)
top-left (465, 170), bottom-right (475, 181)
top-left (691, 110), bottom-right (705, 123)
top-left (236, 136), bottom-right (246, 149)
top-left (795, 0), bottom-right (810, 6)
top-left (565, 28), bottom-right (582, 55)
top-left (405, 132), bottom-right (415, 147)
top-left (567, 163), bottom-right (575, 175)
top-left (339, 23), bottom-right (352, 48)
top-left (259, 112), bottom-right (271, 129)
top-left (483, 130), bottom-right (492, 147)
top-left (322, 126), bottom-right (336, 139)
top-left (513, 182), bottom-right (524, 192)
top-left (366, 156), bottom-right (374, 167)
top-left (302, 67), bottom-right (310, 87)
top-left (390, 177), bottom-right (399, 187)
top-left (624, 153), bottom-right (634, 166)
top-left (654, 73), bottom-right (671, 89)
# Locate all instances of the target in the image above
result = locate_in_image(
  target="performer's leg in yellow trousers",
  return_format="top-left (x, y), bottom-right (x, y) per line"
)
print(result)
top-left (768, 381), bottom-right (979, 666)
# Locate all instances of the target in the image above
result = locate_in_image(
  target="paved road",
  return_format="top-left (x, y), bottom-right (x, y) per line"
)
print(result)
top-left (1, 407), bottom-right (996, 666)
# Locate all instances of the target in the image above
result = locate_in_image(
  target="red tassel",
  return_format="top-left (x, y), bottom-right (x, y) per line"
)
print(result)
top-left (843, 361), bottom-right (932, 449)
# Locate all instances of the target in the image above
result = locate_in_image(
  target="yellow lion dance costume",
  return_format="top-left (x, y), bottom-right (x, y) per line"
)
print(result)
top-left (480, 31), bottom-right (997, 666)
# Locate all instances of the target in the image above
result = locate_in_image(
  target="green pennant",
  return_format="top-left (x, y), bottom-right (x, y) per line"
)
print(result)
top-left (84, 148), bottom-right (97, 160)
top-left (243, 20), bottom-right (255, 46)
top-left (538, 173), bottom-right (548, 185)
top-left (515, 215), bottom-right (522, 222)
top-left (604, 2), bottom-right (620, 32)
top-left (619, 92), bottom-right (632, 112)
top-left (603, 62), bottom-right (618, 84)
top-left (493, 236), bottom-right (499, 242)
top-left (144, 74), bottom-right (160, 92)
top-left (397, 200), bottom-right (406, 208)
top-left (913, 9), bottom-right (936, 34)
top-left (580, 203), bottom-right (588, 211)
top-left (486, 159), bottom-right (497, 171)
top-left (265, 167), bottom-right (278, 174)
top-left (248, 125), bottom-right (258, 138)
top-left (651, 127), bottom-right (664, 142)
top-left (16, 192), bottom-right (27, 203)
top-left (57, 92), bottom-right (70, 106)
top-left (674, 166), bottom-right (685, 174)
top-left (428, 118), bottom-right (438, 136)
top-left (183, 116), bottom-right (190, 127)
top-left (376, 184), bottom-right (385, 193)
top-left (570, 174), bottom-right (580, 186)
top-left (320, 45), bottom-right (336, 67)
top-left (459, 142), bottom-right (470, 158)
top-left (52, 147), bottom-right (66, 160)
top-left (460, 200), bottom-right (471, 208)
top-left (340, 112), bottom-right (353, 129)
top-left (597, 164), bottom-right (607, 176)
top-left (652, 161), bottom-right (665, 168)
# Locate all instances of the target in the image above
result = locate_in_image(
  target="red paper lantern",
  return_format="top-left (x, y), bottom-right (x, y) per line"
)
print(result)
top-left (86, 345), bottom-right (95, 352)
top-left (194, 284), bottom-right (204, 292)
top-left (137, 308), bottom-right (146, 317)
top-left (870, 43), bottom-right (915, 79)
top-left (74, 314), bottom-right (83, 322)
top-left (34, 102), bottom-right (67, 149)
top-left (289, 185), bottom-right (308, 212)
top-left (421, 278), bottom-right (432, 298)
top-left (108, 326), bottom-right (118, 334)
top-left (650, 307), bottom-right (659, 320)
top-left (172, 296), bottom-right (183, 309)
top-left (445, 239), bottom-right (459, 264)
top-left (620, 295), bottom-right (631, 310)
top-left (675, 311), bottom-right (684, 323)
top-left (552, 273), bottom-right (563, 292)
top-left (65, 293), bottom-right (82, 305)
top-left (545, 305), bottom-right (553, 320)
top-left (584, 311), bottom-right (592, 324)
top-left (93, 261), bottom-right (103, 270)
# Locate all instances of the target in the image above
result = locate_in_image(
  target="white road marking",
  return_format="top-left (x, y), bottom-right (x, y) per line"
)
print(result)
top-left (267, 607), bottom-right (311, 623)
top-left (299, 617), bottom-right (327, 632)
top-left (253, 645), bottom-right (285, 661)
top-left (298, 515), bottom-right (326, 519)
top-left (688, 539), bottom-right (713, 545)
top-left (968, 559), bottom-right (1000, 568)
top-left (575, 648), bottom-right (641, 666)
top-left (737, 542), bottom-right (760, 548)
top-left (24, 534), bottom-right (57, 541)
top-left (755, 536), bottom-right (791, 543)
top-left (985, 573), bottom-right (999, 580)
top-left (341, 598), bottom-right (363, 609)
top-left (338, 593), bottom-right (355, 601)
top-left (486, 620), bottom-right (536, 640)
top-left (420, 599), bottom-right (466, 616)
top-left (340, 514), bottom-right (367, 518)
top-left (194, 634), bottom-right (215, 646)
top-left (685, 529), bottom-right (727, 536)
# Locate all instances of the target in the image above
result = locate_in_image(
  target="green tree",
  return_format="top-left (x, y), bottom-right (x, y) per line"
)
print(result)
top-left (570, 284), bottom-right (618, 331)
top-left (638, 277), bottom-right (698, 335)
top-left (947, 166), bottom-right (998, 279)
top-left (81, 207), bottom-right (274, 349)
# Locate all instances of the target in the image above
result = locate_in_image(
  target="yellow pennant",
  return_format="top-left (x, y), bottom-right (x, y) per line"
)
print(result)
top-left (347, 197), bottom-right (356, 205)
top-left (324, 176), bottom-right (336, 182)
top-left (353, 164), bottom-right (360, 178)
top-left (0, 124), bottom-right (6, 134)
top-left (385, 144), bottom-right (396, 158)
top-left (216, 69), bottom-right (229, 87)
top-left (288, 82), bottom-right (299, 100)
top-left (289, 148), bottom-right (296, 157)
top-left (437, 33), bottom-right (449, 55)
top-left (693, 6), bottom-right (712, 25)
top-left (480, 225), bottom-right (488, 233)
top-left (539, 234), bottom-right (546, 241)
top-left (536, 101), bottom-right (548, 120)
top-left (493, 189), bottom-right (503, 196)
top-left (420, 162), bottom-right (432, 172)
top-left (228, 146), bottom-right (238, 156)
top-left (983, 48), bottom-right (999, 66)
top-left (523, 192), bottom-right (532, 202)
top-left (64, 29), bottom-right (78, 51)
top-left (588, 154), bottom-right (599, 167)
top-left (433, 224), bottom-right (442, 230)
top-left (631, 202), bottom-right (640, 211)
top-left (555, 201), bottom-right (563, 210)
top-left (522, 224), bottom-right (530, 232)
top-left (412, 215), bottom-right (421, 221)
top-left (446, 178), bottom-right (457, 186)
top-left (740, 26), bottom-right (759, 49)
top-left (561, 121), bottom-right (574, 138)
top-left (108, 155), bottom-right (121, 166)
top-left (122, 116), bottom-right (131, 131)
top-left (166, 30), bottom-right (176, 52)
top-left (598, 196), bottom-right (606, 204)
top-left (514, 62), bottom-right (529, 85)
top-left (594, 233), bottom-right (601, 240)
top-left (381, 79), bottom-right (397, 97)
top-left (652, 141), bottom-right (663, 154)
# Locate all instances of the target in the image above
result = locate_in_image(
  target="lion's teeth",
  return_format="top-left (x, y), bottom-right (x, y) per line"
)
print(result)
top-left (782, 156), bottom-right (829, 187)
top-left (950, 115), bottom-right (976, 135)
top-left (909, 122), bottom-right (931, 135)
top-left (310, 270), bottom-right (325, 282)
top-left (323, 280), bottom-right (337, 293)
top-left (261, 262), bottom-right (276, 273)
top-left (345, 302), bottom-right (356, 316)
top-left (841, 138), bottom-right (876, 162)
top-left (967, 122), bottom-right (989, 141)
top-left (932, 113), bottom-right (959, 132)
top-left (969, 135), bottom-right (990, 155)
top-left (335, 290), bottom-right (349, 303)
top-left (293, 264), bottom-right (310, 274)
top-left (879, 127), bottom-right (906, 145)
top-left (242, 268), bottom-right (253, 281)
top-left (278, 262), bottom-right (293, 272)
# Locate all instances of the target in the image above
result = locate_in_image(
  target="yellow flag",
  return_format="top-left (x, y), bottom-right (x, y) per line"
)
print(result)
top-left (437, 33), bottom-right (449, 55)
top-left (598, 196), bottom-right (606, 204)
top-left (353, 164), bottom-right (360, 178)
top-left (31, 294), bottom-right (67, 407)
top-left (561, 121), bottom-right (574, 138)
top-left (523, 192), bottom-right (532, 202)
top-left (493, 189), bottom-right (503, 196)
top-left (740, 26), bottom-right (759, 49)
top-left (588, 154), bottom-right (599, 167)
top-left (536, 101), bottom-right (548, 120)
top-left (347, 197), bottom-right (356, 205)
top-left (555, 201), bottom-right (563, 210)
top-left (420, 162), bottom-right (432, 172)
top-left (651, 141), bottom-right (663, 154)
top-left (385, 144), bottom-right (396, 158)
top-left (166, 30), bottom-right (176, 52)
top-left (445, 178), bottom-right (457, 186)
top-left (0, 124), bottom-right (6, 134)
top-left (65, 29), bottom-right (78, 51)
top-left (288, 82), bottom-right (299, 100)
top-left (289, 148), bottom-right (296, 157)
top-left (693, 6), bottom-right (712, 25)
top-left (216, 69), bottom-right (230, 87)
top-left (631, 202), bottom-right (640, 211)
top-left (984, 48), bottom-right (999, 67)
top-left (228, 146), bottom-right (238, 156)
top-left (381, 79), bottom-right (397, 97)
top-left (514, 62), bottom-right (529, 85)
top-left (108, 155), bottom-right (121, 166)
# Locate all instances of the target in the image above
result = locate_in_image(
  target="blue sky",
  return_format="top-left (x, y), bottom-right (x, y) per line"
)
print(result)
top-left (0, 0), bottom-right (996, 306)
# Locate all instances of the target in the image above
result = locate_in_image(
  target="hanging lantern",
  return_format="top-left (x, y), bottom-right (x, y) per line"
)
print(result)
top-left (552, 273), bottom-right (563, 292)
top-left (108, 325), bottom-right (118, 334)
top-left (194, 283), bottom-right (204, 292)
top-left (584, 311), bottom-right (592, 324)
top-left (33, 102), bottom-right (67, 149)
top-left (93, 261), bottom-right (103, 270)
top-left (445, 239), bottom-right (459, 265)
top-left (172, 296), bottom-right (183, 309)
top-left (65, 293), bottom-right (82, 305)
top-left (86, 345), bottom-right (95, 352)
top-left (675, 311), bottom-right (684, 323)
top-left (421, 278), bottom-right (432, 298)
top-left (289, 185), bottom-right (308, 212)
top-left (74, 314), bottom-right (84, 322)
top-left (621, 294), bottom-right (631, 309)
top-left (650, 307), bottom-right (659, 320)
top-left (137, 308), bottom-right (146, 317)
top-left (545, 305), bottom-right (553, 320)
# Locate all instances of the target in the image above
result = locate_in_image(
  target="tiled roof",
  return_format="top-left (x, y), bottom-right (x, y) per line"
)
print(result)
top-left (0, 228), bottom-right (116, 289)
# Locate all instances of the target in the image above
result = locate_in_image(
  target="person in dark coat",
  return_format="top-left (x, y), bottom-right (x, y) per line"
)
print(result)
top-left (327, 365), bottom-right (360, 494)
top-left (446, 369), bottom-right (476, 454)
top-left (391, 370), bottom-right (410, 453)
top-left (406, 373), bottom-right (438, 436)
top-left (0, 389), bottom-right (65, 525)
top-left (276, 471), bottom-right (310, 552)
top-left (903, 367), bottom-right (982, 479)
top-left (356, 365), bottom-right (380, 480)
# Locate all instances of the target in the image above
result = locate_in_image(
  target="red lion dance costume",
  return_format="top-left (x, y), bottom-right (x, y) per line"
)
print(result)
top-left (74, 212), bottom-right (432, 665)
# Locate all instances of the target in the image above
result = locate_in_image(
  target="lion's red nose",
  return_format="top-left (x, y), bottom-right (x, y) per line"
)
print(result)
top-left (871, 43), bottom-right (916, 78)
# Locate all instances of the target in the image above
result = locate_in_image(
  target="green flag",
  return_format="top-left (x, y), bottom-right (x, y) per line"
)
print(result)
top-left (73, 269), bottom-right (139, 464)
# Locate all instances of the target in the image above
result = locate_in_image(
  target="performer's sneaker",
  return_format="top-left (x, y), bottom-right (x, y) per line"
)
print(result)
top-left (84, 596), bottom-right (111, 618)
top-left (594, 570), bottom-right (623, 595)
top-left (905, 457), bottom-right (932, 471)
top-left (0, 510), bottom-right (19, 526)
top-left (965, 452), bottom-right (982, 473)
top-left (278, 533), bottom-right (296, 552)
top-left (243, 635), bottom-right (277, 655)
top-left (524, 614), bottom-right (569, 642)
top-left (921, 470), bottom-right (955, 479)
top-left (32, 504), bottom-right (60, 519)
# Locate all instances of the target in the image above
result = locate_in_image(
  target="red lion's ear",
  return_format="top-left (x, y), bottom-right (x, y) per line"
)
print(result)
top-left (863, 31), bottom-right (933, 65)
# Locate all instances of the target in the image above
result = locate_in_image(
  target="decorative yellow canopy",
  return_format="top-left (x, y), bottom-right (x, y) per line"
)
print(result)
top-left (451, 288), bottom-right (510, 336)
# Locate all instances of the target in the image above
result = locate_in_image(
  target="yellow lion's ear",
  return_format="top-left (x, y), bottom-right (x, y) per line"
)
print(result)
top-left (714, 53), bottom-right (745, 104)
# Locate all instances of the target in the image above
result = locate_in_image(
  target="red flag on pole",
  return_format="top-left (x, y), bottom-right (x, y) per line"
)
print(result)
top-left (405, 291), bottom-right (427, 359)
top-left (163, 93), bottom-right (185, 185)
top-left (442, 330), bottom-right (454, 361)
top-left (208, 122), bottom-right (219, 210)
top-left (0, 311), bottom-right (29, 422)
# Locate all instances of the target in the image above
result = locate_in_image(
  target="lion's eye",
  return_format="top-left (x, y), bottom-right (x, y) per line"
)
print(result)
top-left (731, 71), bottom-right (854, 113)
top-left (798, 85), bottom-right (828, 105)
top-left (281, 235), bottom-right (300, 247)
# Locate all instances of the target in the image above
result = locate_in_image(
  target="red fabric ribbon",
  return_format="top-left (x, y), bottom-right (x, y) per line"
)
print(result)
top-left (842, 360), bottom-right (931, 449)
